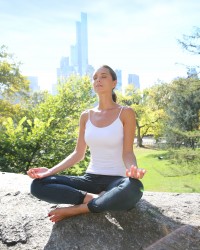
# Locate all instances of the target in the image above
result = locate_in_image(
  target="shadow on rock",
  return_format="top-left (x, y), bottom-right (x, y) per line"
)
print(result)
top-left (44, 199), bottom-right (188, 250)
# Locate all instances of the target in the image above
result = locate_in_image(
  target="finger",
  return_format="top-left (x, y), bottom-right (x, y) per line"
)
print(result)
top-left (30, 170), bottom-right (40, 179)
top-left (34, 173), bottom-right (40, 179)
top-left (27, 172), bottom-right (35, 179)
top-left (130, 166), bottom-right (134, 177)
top-left (32, 168), bottom-right (40, 173)
top-left (131, 166), bottom-right (137, 178)
top-left (27, 171), bottom-right (32, 178)
top-left (138, 170), bottom-right (143, 179)
top-left (138, 169), bottom-right (146, 179)
top-left (126, 169), bottom-right (130, 177)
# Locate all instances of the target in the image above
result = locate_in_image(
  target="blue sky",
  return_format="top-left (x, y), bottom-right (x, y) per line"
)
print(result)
top-left (1, 0), bottom-right (199, 91)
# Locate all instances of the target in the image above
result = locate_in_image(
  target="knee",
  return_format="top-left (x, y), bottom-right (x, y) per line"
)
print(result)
top-left (129, 178), bottom-right (144, 192)
top-left (122, 178), bottom-right (144, 205)
top-left (128, 178), bottom-right (144, 196)
top-left (30, 178), bottom-right (42, 198)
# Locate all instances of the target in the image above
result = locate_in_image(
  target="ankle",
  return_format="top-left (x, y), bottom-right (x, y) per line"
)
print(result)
top-left (83, 193), bottom-right (98, 204)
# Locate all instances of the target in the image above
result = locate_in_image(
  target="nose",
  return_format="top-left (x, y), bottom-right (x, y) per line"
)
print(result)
top-left (93, 78), bottom-right (100, 85)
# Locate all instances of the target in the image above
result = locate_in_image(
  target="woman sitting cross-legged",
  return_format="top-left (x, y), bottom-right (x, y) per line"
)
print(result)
top-left (27, 65), bottom-right (146, 223)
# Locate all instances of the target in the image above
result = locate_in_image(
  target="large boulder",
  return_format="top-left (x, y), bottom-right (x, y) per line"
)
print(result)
top-left (0, 172), bottom-right (199, 250)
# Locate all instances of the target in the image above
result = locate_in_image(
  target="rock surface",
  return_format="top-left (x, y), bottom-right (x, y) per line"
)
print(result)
top-left (0, 172), bottom-right (200, 250)
top-left (145, 225), bottom-right (200, 250)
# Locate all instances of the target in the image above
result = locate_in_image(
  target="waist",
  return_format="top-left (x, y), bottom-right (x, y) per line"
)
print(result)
top-left (86, 162), bottom-right (126, 177)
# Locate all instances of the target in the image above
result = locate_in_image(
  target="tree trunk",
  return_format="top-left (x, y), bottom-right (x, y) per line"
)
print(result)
top-left (136, 122), bottom-right (143, 147)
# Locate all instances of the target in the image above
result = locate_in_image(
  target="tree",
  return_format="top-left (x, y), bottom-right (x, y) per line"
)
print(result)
top-left (178, 27), bottom-right (200, 55)
top-left (117, 85), bottom-right (164, 147)
top-left (178, 27), bottom-right (200, 78)
top-left (0, 45), bottom-right (31, 128)
top-left (169, 28), bottom-right (200, 148)
top-left (0, 75), bottom-right (96, 174)
top-left (0, 45), bottom-right (29, 98)
top-left (164, 77), bottom-right (200, 149)
top-left (142, 83), bottom-right (170, 140)
top-left (145, 78), bottom-right (200, 149)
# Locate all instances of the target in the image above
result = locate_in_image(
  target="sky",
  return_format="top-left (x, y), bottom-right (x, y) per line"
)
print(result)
top-left (0, 0), bottom-right (199, 91)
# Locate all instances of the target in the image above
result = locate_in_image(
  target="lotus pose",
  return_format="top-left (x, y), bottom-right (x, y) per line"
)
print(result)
top-left (27, 65), bottom-right (146, 223)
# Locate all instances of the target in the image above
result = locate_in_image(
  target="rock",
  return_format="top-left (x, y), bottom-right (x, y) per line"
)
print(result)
top-left (145, 225), bottom-right (200, 250)
top-left (0, 172), bottom-right (200, 250)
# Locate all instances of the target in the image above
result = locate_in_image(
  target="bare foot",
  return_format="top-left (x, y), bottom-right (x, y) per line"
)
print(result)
top-left (48, 204), bottom-right (89, 223)
top-left (48, 191), bottom-right (106, 223)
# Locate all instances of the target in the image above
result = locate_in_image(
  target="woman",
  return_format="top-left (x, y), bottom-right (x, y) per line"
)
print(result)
top-left (27, 65), bottom-right (146, 223)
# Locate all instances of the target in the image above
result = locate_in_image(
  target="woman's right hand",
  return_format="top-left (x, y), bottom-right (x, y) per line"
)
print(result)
top-left (27, 167), bottom-right (52, 179)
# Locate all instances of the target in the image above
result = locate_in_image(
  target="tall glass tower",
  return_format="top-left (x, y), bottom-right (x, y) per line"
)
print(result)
top-left (128, 74), bottom-right (140, 89)
top-left (57, 12), bottom-right (89, 82)
top-left (81, 12), bottom-right (88, 75)
top-left (115, 69), bottom-right (122, 91)
top-left (75, 12), bottom-right (88, 76)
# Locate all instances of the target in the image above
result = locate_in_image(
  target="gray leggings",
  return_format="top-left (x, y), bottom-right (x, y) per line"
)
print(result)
top-left (31, 173), bottom-right (144, 213)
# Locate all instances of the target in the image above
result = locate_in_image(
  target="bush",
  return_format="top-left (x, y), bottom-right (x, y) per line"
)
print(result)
top-left (0, 76), bottom-right (95, 174)
top-left (165, 148), bottom-right (200, 176)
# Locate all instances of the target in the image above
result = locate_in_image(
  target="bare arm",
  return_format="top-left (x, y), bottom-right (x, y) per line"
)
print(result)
top-left (121, 107), bottom-right (146, 179)
top-left (50, 111), bottom-right (88, 175)
top-left (27, 111), bottom-right (88, 179)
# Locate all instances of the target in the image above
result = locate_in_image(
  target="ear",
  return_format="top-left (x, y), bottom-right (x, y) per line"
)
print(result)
top-left (112, 80), bottom-right (117, 89)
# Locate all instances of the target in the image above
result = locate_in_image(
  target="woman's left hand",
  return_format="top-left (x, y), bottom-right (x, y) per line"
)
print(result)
top-left (126, 165), bottom-right (146, 179)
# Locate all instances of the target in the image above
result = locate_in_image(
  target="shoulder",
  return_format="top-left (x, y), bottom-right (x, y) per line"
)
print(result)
top-left (79, 109), bottom-right (90, 125)
top-left (121, 106), bottom-right (136, 117)
top-left (121, 106), bottom-right (136, 123)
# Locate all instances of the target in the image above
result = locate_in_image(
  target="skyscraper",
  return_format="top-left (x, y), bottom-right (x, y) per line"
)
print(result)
top-left (128, 74), bottom-right (140, 89)
top-left (75, 12), bottom-right (88, 76)
top-left (115, 69), bottom-right (122, 91)
top-left (57, 12), bottom-right (89, 81)
top-left (57, 57), bottom-right (70, 80)
top-left (70, 45), bottom-right (78, 68)
top-left (80, 12), bottom-right (88, 75)
top-left (28, 76), bottom-right (40, 92)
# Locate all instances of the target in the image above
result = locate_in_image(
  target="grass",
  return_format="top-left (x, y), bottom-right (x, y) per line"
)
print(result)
top-left (134, 147), bottom-right (200, 193)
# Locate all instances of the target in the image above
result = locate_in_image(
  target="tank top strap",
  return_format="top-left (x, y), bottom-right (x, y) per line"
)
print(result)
top-left (118, 106), bottom-right (124, 118)
top-left (88, 109), bottom-right (91, 120)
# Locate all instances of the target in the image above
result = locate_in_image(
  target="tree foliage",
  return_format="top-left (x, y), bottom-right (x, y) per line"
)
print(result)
top-left (164, 78), bottom-right (200, 148)
top-left (0, 75), bottom-right (96, 174)
top-left (0, 45), bottom-right (29, 98)
top-left (178, 26), bottom-right (200, 55)
top-left (117, 85), bottom-right (165, 147)
top-left (0, 45), bottom-right (31, 128)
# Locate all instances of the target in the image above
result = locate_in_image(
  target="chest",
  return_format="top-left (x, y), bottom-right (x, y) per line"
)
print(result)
top-left (85, 119), bottom-right (124, 147)
top-left (90, 110), bottom-right (121, 128)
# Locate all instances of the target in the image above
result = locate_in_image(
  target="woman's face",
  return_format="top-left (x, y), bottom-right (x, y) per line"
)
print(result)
top-left (92, 67), bottom-right (117, 94)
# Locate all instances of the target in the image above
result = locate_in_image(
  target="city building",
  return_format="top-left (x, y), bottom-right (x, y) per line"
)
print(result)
top-left (86, 64), bottom-right (95, 79)
top-left (27, 76), bottom-right (40, 92)
top-left (78, 12), bottom-right (88, 76)
top-left (128, 74), bottom-right (140, 89)
top-left (115, 69), bottom-right (122, 91)
top-left (57, 12), bottom-right (89, 82)
top-left (57, 57), bottom-right (75, 82)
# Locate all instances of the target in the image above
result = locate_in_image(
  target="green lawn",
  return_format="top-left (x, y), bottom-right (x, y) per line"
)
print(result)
top-left (134, 147), bottom-right (200, 193)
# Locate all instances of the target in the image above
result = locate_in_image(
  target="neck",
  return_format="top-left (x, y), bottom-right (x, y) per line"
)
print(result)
top-left (97, 101), bottom-right (117, 111)
top-left (96, 93), bottom-right (117, 110)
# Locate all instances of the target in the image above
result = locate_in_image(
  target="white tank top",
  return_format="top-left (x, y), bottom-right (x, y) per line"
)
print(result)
top-left (84, 107), bottom-right (126, 177)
